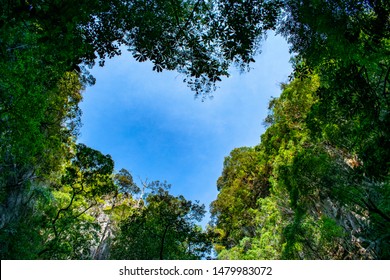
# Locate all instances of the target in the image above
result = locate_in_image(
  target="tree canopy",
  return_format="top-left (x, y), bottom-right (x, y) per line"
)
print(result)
top-left (210, 0), bottom-right (390, 259)
top-left (1, 0), bottom-right (389, 259)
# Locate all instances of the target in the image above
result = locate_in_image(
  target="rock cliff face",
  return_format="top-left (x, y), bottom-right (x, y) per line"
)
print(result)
top-left (92, 210), bottom-right (113, 260)
top-left (210, 74), bottom-right (390, 259)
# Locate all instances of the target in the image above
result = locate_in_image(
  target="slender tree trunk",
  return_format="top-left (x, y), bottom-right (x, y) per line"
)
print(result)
top-left (160, 225), bottom-right (170, 260)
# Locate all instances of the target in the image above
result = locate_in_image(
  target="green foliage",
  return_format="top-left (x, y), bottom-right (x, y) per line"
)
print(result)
top-left (0, 0), bottom-right (283, 96)
top-left (216, 196), bottom-right (285, 260)
top-left (114, 168), bottom-right (140, 195)
top-left (0, 27), bottom-right (84, 257)
top-left (210, 76), bottom-right (320, 258)
top-left (37, 144), bottom-right (116, 259)
top-left (210, 146), bottom-right (271, 251)
top-left (210, 0), bottom-right (389, 260)
top-left (110, 181), bottom-right (211, 260)
top-left (212, 67), bottom-right (389, 259)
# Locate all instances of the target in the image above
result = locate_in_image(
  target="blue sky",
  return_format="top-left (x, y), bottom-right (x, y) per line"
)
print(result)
top-left (79, 33), bottom-right (292, 225)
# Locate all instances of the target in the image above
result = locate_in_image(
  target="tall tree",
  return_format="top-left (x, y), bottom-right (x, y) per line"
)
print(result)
top-left (110, 181), bottom-right (211, 260)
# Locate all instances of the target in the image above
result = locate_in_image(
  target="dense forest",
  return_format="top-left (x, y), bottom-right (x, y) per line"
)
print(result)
top-left (0, 0), bottom-right (389, 259)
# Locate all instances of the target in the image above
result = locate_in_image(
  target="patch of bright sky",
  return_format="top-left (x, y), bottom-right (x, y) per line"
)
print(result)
top-left (79, 32), bottom-right (292, 225)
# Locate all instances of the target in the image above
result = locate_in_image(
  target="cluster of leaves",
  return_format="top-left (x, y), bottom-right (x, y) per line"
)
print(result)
top-left (110, 181), bottom-right (211, 260)
top-left (1, 0), bottom-right (283, 97)
top-left (1, 138), bottom-right (209, 259)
